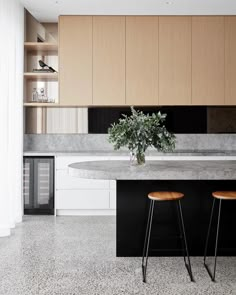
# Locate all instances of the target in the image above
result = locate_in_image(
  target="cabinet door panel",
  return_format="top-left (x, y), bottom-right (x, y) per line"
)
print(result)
top-left (126, 16), bottom-right (159, 105)
top-left (159, 17), bottom-right (191, 105)
top-left (109, 190), bottom-right (116, 209)
top-left (56, 170), bottom-right (109, 190)
top-left (59, 16), bottom-right (92, 106)
top-left (93, 16), bottom-right (125, 105)
top-left (225, 16), bottom-right (236, 105)
top-left (23, 158), bottom-right (34, 209)
top-left (56, 190), bottom-right (110, 209)
top-left (192, 17), bottom-right (224, 105)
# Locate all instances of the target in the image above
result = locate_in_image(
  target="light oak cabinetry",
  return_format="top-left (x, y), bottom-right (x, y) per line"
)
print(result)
top-left (58, 16), bottom-right (236, 106)
top-left (159, 17), bottom-right (191, 105)
top-left (192, 17), bottom-right (225, 105)
top-left (93, 16), bottom-right (125, 105)
top-left (59, 16), bottom-right (92, 106)
top-left (126, 16), bottom-right (159, 105)
top-left (225, 16), bottom-right (236, 105)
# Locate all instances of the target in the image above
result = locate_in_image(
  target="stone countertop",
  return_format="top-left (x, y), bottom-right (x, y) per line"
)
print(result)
top-left (23, 150), bottom-right (236, 157)
top-left (68, 160), bottom-right (236, 180)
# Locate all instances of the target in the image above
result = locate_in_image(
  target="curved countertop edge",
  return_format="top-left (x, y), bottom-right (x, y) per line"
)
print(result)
top-left (68, 160), bottom-right (236, 180)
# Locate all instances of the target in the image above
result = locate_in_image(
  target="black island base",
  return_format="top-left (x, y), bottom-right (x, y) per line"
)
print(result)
top-left (116, 180), bottom-right (236, 257)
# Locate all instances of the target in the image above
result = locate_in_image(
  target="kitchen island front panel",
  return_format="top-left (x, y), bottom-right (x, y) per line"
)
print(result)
top-left (117, 180), bottom-right (236, 256)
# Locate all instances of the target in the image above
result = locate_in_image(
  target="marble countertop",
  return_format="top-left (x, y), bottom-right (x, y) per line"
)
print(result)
top-left (68, 160), bottom-right (236, 180)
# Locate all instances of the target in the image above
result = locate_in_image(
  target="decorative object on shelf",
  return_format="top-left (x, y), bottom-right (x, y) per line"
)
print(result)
top-left (33, 60), bottom-right (57, 73)
top-left (108, 107), bottom-right (176, 165)
top-left (39, 88), bottom-right (47, 102)
top-left (32, 88), bottom-right (38, 102)
top-left (47, 96), bottom-right (55, 103)
top-left (31, 87), bottom-right (55, 103)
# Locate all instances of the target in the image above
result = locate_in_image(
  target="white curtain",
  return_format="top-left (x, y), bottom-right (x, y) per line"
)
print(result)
top-left (0, 0), bottom-right (24, 236)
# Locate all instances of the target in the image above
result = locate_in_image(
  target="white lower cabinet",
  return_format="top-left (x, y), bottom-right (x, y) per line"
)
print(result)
top-left (109, 189), bottom-right (116, 209)
top-left (56, 190), bottom-right (110, 209)
top-left (56, 170), bottom-right (109, 190)
top-left (109, 180), bottom-right (116, 190)
top-left (55, 155), bottom-right (116, 216)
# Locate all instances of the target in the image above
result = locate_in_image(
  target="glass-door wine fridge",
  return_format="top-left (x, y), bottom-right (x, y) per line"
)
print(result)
top-left (23, 157), bottom-right (54, 215)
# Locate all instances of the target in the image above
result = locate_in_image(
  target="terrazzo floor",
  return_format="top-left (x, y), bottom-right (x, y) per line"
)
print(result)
top-left (0, 216), bottom-right (236, 295)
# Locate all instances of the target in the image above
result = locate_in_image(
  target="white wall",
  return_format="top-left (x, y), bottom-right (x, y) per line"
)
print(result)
top-left (0, 0), bottom-right (24, 236)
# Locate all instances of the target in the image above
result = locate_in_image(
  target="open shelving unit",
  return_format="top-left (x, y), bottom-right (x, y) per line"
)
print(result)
top-left (24, 42), bottom-right (58, 106)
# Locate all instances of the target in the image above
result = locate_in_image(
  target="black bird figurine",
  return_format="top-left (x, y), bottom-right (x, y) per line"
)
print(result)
top-left (39, 60), bottom-right (57, 73)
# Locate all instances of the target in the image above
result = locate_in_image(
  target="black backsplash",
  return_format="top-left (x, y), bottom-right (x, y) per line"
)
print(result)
top-left (88, 107), bottom-right (207, 134)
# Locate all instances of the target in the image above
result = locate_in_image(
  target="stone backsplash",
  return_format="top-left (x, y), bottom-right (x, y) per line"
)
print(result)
top-left (24, 134), bottom-right (236, 152)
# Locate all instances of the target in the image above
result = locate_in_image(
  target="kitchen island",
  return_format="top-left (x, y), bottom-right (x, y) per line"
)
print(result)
top-left (69, 160), bottom-right (236, 257)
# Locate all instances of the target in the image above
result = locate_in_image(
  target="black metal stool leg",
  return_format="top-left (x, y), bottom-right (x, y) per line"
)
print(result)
top-left (204, 199), bottom-right (222, 282)
top-left (204, 198), bottom-right (216, 266)
top-left (142, 199), bottom-right (155, 283)
top-left (176, 202), bottom-right (187, 264)
top-left (177, 200), bottom-right (194, 282)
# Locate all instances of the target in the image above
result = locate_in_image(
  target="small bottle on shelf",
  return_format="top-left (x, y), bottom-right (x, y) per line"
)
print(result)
top-left (32, 88), bottom-right (38, 102)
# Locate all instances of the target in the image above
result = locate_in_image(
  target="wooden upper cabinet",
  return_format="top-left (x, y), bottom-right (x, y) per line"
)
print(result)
top-left (126, 16), bottom-right (159, 105)
top-left (93, 16), bottom-right (125, 105)
top-left (58, 15), bottom-right (232, 107)
top-left (159, 17), bottom-right (191, 105)
top-left (59, 16), bottom-right (92, 106)
top-left (225, 16), bottom-right (236, 105)
top-left (192, 17), bottom-right (225, 105)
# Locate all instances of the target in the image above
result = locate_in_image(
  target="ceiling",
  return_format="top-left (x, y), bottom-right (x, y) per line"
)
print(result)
top-left (20, 0), bottom-right (236, 23)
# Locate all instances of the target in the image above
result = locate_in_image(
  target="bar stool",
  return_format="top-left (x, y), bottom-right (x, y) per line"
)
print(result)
top-left (204, 191), bottom-right (236, 282)
top-left (142, 191), bottom-right (194, 283)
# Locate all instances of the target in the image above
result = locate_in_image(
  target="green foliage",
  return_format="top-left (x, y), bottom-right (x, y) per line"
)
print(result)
top-left (108, 107), bottom-right (176, 160)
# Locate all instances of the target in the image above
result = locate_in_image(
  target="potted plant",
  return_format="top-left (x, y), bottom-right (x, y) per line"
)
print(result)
top-left (108, 107), bottom-right (176, 165)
